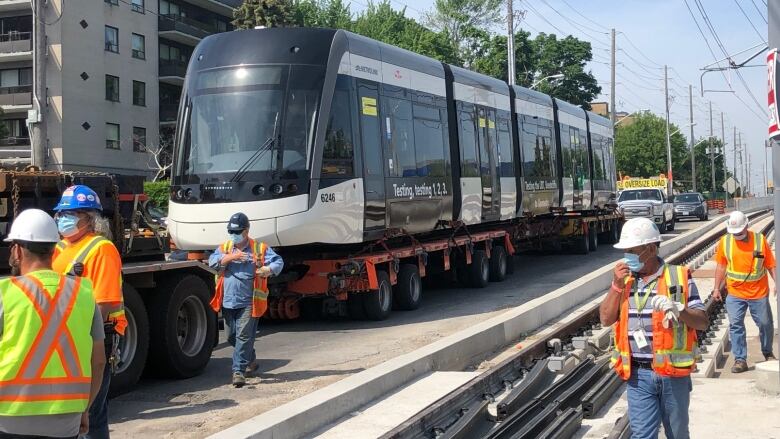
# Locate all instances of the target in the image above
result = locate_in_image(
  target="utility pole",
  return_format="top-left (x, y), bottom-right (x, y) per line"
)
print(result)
top-left (506, 0), bottom-right (515, 86)
top-left (721, 112), bottom-right (727, 204)
top-left (610, 29), bottom-right (616, 123)
top-left (664, 65), bottom-right (673, 196)
top-left (733, 126), bottom-right (738, 199)
top-left (689, 85), bottom-right (696, 191)
top-left (709, 101), bottom-right (716, 195)
top-left (30, 0), bottom-right (46, 169)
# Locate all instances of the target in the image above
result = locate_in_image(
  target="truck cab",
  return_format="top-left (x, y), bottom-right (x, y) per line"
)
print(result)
top-left (617, 188), bottom-right (675, 232)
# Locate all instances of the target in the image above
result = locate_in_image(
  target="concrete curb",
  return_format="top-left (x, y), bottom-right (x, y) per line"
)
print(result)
top-left (211, 212), bottom-right (763, 439)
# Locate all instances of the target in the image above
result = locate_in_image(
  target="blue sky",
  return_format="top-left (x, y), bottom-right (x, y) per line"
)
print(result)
top-left (350, 0), bottom-right (769, 194)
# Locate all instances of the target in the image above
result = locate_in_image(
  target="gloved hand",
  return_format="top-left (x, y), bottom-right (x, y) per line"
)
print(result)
top-left (650, 296), bottom-right (684, 328)
top-left (257, 265), bottom-right (272, 278)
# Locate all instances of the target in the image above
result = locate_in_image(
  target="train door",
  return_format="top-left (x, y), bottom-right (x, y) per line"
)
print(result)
top-left (570, 126), bottom-right (584, 210)
top-left (476, 106), bottom-right (501, 221)
top-left (357, 80), bottom-right (386, 234)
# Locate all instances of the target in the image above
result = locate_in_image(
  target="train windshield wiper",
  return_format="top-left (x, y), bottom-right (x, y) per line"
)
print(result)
top-left (229, 136), bottom-right (275, 183)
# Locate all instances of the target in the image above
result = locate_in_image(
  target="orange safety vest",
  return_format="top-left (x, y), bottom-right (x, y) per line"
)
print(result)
top-left (722, 231), bottom-right (767, 282)
top-left (209, 239), bottom-right (269, 318)
top-left (610, 264), bottom-right (698, 380)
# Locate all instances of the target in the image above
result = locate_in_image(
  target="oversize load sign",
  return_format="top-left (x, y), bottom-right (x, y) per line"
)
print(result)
top-left (769, 49), bottom-right (780, 139)
top-left (617, 177), bottom-right (667, 190)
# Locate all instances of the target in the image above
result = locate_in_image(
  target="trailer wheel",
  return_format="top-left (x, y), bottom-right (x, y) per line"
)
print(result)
top-left (347, 293), bottom-right (366, 320)
top-left (394, 264), bottom-right (422, 310)
top-left (574, 229), bottom-right (590, 255)
top-left (588, 226), bottom-right (599, 251)
top-left (468, 250), bottom-right (490, 288)
top-left (109, 284), bottom-right (149, 396)
top-left (489, 245), bottom-right (508, 282)
top-left (363, 270), bottom-right (393, 320)
top-left (605, 220), bottom-right (620, 244)
top-left (147, 274), bottom-right (217, 378)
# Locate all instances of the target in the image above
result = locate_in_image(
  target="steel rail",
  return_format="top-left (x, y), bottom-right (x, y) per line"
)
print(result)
top-left (382, 210), bottom-right (773, 439)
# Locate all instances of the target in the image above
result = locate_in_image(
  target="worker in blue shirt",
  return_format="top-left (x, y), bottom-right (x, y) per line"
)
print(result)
top-left (208, 212), bottom-right (283, 387)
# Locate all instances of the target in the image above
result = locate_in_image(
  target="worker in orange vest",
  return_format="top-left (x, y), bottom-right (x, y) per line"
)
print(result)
top-left (0, 209), bottom-right (106, 438)
top-left (713, 211), bottom-right (776, 373)
top-left (208, 212), bottom-right (283, 387)
top-left (600, 218), bottom-right (708, 439)
top-left (51, 185), bottom-right (124, 439)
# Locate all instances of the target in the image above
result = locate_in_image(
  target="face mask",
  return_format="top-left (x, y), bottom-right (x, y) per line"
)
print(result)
top-left (56, 213), bottom-right (79, 237)
top-left (623, 252), bottom-right (644, 273)
top-left (229, 233), bottom-right (245, 245)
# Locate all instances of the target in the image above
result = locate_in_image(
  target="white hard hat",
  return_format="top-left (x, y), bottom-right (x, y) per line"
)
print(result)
top-left (614, 217), bottom-right (661, 250)
top-left (4, 209), bottom-right (60, 243)
top-left (726, 211), bottom-right (749, 234)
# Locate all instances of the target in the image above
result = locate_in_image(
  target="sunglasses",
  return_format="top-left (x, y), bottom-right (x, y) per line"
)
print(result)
top-left (227, 230), bottom-right (245, 235)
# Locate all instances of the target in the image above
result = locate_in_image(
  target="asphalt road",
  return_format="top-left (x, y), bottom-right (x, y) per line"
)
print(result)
top-left (109, 219), bottom-right (709, 438)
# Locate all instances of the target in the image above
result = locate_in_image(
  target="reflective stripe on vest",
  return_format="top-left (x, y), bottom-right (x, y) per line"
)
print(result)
top-left (724, 232), bottom-right (766, 282)
top-left (62, 236), bottom-right (111, 277)
top-left (0, 274), bottom-right (92, 414)
top-left (611, 264), bottom-right (697, 379)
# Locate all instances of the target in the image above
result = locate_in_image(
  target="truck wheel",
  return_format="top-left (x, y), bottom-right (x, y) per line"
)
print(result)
top-left (468, 250), bottom-right (490, 288)
top-left (489, 245), bottom-right (508, 282)
top-left (574, 229), bottom-right (590, 255)
top-left (148, 274), bottom-right (217, 378)
top-left (608, 220), bottom-right (620, 244)
top-left (109, 284), bottom-right (149, 397)
top-left (363, 270), bottom-right (392, 320)
top-left (394, 264), bottom-right (422, 310)
top-left (588, 225), bottom-right (599, 251)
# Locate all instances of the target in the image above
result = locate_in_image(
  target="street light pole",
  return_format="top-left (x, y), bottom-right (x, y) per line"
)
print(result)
top-left (689, 85), bottom-right (696, 192)
top-left (530, 73), bottom-right (564, 90)
top-left (506, 0), bottom-right (515, 86)
top-left (664, 65), bottom-right (673, 196)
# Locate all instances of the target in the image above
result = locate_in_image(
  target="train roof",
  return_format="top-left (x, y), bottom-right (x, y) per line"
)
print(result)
top-left (512, 85), bottom-right (554, 107)
top-left (554, 98), bottom-right (586, 117)
top-left (448, 64), bottom-right (510, 96)
top-left (342, 31), bottom-right (444, 78)
top-left (587, 111), bottom-right (613, 128)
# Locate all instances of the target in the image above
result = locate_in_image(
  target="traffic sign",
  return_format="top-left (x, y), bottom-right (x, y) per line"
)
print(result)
top-left (723, 177), bottom-right (738, 194)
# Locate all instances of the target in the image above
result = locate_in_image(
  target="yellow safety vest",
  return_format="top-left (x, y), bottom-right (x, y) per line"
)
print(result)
top-left (723, 231), bottom-right (766, 282)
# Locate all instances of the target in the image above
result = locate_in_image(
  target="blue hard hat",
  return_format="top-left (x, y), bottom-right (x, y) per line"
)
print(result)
top-left (54, 185), bottom-right (103, 212)
top-left (227, 212), bottom-right (249, 231)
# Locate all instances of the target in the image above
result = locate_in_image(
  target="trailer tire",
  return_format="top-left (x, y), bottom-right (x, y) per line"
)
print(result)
top-left (489, 245), bottom-right (508, 282)
top-left (574, 229), bottom-right (590, 255)
top-left (468, 250), bottom-right (490, 288)
top-left (109, 284), bottom-right (149, 397)
top-left (588, 225), bottom-right (599, 251)
top-left (606, 220), bottom-right (620, 244)
top-left (347, 293), bottom-right (366, 320)
top-left (394, 264), bottom-right (422, 310)
top-left (363, 270), bottom-right (393, 320)
top-left (147, 274), bottom-right (217, 378)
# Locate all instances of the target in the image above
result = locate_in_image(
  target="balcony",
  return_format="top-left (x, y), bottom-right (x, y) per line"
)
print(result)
top-left (158, 15), bottom-right (213, 46)
top-left (160, 103), bottom-right (179, 125)
top-left (159, 59), bottom-right (187, 86)
top-left (0, 32), bottom-right (32, 61)
top-left (0, 136), bottom-right (30, 164)
top-left (0, 85), bottom-right (32, 112)
top-left (0, 136), bottom-right (29, 147)
top-left (0, 0), bottom-right (31, 13)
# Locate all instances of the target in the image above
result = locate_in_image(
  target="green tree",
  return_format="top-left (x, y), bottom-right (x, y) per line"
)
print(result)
top-left (423, 0), bottom-right (502, 50)
top-left (294, 0), bottom-right (352, 29)
top-left (353, 1), bottom-right (461, 65)
top-left (680, 137), bottom-right (731, 195)
top-left (233, 0), bottom-right (297, 29)
top-left (614, 112), bottom-right (689, 186)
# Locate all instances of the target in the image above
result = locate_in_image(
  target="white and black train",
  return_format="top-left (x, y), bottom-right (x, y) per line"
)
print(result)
top-left (167, 28), bottom-right (616, 250)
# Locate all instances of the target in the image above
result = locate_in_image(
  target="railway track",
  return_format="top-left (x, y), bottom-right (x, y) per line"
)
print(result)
top-left (381, 211), bottom-right (774, 439)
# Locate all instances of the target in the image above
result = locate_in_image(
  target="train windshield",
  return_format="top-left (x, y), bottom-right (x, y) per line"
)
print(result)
top-left (178, 65), bottom-right (324, 183)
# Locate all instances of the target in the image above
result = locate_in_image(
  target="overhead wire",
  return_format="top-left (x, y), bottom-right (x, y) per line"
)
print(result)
top-left (538, 0), bottom-right (611, 47)
top-left (750, 0), bottom-right (768, 24)
top-left (732, 0), bottom-right (766, 42)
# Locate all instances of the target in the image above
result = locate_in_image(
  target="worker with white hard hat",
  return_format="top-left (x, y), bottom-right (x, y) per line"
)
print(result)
top-left (713, 210), bottom-right (776, 373)
top-left (600, 217), bottom-right (708, 439)
top-left (0, 209), bottom-right (106, 438)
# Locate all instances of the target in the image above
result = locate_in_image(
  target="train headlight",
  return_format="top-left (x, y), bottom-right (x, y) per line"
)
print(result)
top-left (252, 185), bottom-right (265, 196)
top-left (184, 188), bottom-right (193, 199)
top-left (176, 189), bottom-right (184, 200)
top-left (271, 184), bottom-right (284, 195)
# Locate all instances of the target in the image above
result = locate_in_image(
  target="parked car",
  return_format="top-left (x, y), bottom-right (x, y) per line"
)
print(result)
top-left (674, 192), bottom-right (708, 221)
top-left (617, 188), bottom-right (675, 232)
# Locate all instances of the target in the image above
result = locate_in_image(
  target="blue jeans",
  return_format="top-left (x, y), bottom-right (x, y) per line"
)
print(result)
top-left (223, 307), bottom-right (258, 374)
top-left (725, 295), bottom-right (774, 361)
top-left (627, 368), bottom-right (691, 439)
top-left (84, 350), bottom-right (111, 439)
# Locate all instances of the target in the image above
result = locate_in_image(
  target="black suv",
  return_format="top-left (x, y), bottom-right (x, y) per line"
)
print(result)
top-left (674, 192), bottom-right (708, 221)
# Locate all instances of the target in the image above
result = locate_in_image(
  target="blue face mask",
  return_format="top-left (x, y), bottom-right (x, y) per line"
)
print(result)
top-left (623, 252), bottom-right (644, 273)
top-left (229, 232), bottom-right (245, 245)
top-left (56, 213), bottom-right (79, 237)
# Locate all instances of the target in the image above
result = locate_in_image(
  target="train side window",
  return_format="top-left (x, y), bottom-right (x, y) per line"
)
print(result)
top-left (497, 113), bottom-right (512, 177)
top-left (383, 96), bottom-right (415, 177)
top-left (322, 76), bottom-right (354, 177)
top-left (538, 121), bottom-right (554, 179)
top-left (560, 123), bottom-right (572, 177)
top-left (358, 81), bottom-right (383, 177)
top-left (520, 115), bottom-right (538, 179)
top-left (413, 103), bottom-right (445, 177)
top-left (458, 104), bottom-right (479, 178)
top-left (477, 107), bottom-right (490, 175)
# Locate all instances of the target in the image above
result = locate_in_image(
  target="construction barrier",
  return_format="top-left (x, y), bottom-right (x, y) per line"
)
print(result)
top-left (706, 199), bottom-right (726, 214)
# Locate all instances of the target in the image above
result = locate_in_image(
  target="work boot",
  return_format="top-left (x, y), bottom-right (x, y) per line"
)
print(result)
top-left (764, 352), bottom-right (777, 361)
top-left (245, 360), bottom-right (258, 376)
top-left (232, 372), bottom-right (246, 388)
top-left (731, 360), bottom-right (749, 373)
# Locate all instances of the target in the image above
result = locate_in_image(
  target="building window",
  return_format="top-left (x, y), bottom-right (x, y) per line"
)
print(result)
top-left (133, 127), bottom-right (146, 152)
top-left (133, 80), bottom-right (145, 106)
top-left (104, 26), bottom-right (118, 53)
top-left (131, 0), bottom-right (144, 13)
top-left (159, 0), bottom-right (181, 16)
top-left (131, 33), bottom-right (145, 60)
top-left (106, 123), bottom-right (120, 150)
top-left (0, 67), bottom-right (32, 88)
top-left (104, 0), bottom-right (119, 5)
top-left (105, 75), bottom-right (119, 102)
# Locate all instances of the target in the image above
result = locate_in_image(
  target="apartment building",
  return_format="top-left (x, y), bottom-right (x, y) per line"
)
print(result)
top-left (0, 0), bottom-right (237, 175)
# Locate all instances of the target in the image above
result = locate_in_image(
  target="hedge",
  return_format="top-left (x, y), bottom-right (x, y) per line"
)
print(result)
top-left (144, 180), bottom-right (170, 210)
